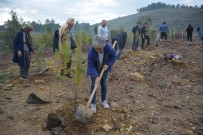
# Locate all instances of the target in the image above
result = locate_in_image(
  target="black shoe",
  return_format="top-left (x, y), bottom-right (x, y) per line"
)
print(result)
top-left (66, 74), bottom-right (73, 78)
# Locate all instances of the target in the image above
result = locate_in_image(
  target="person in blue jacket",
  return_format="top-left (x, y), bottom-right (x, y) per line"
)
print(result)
top-left (86, 35), bottom-right (116, 113)
top-left (159, 22), bottom-right (169, 41)
top-left (13, 24), bottom-right (36, 80)
top-left (197, 26), bottom-right (203, 46)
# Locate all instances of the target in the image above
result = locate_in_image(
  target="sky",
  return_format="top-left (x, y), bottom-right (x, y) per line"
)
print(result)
top-left (0, 0), bottom-right (202, 25)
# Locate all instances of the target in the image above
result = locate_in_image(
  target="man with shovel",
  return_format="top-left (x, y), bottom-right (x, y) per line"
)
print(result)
top-left (86, 35), bottom-right (116, 113)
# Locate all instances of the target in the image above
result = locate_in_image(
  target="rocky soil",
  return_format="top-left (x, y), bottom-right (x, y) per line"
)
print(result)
top-left (0, 41), bottom-right (203, 135)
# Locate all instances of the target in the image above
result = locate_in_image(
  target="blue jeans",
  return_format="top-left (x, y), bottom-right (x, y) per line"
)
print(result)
top-left (90, 71), bottom-right (108, 104)
top-left (116, 49), bottom-right (123, 60)
top-left (114, 45), bottom-right (123, 60)
top-left (132, 38), bottom-right (138, 51)
top-left (198, 34), bottom-right (203, 46)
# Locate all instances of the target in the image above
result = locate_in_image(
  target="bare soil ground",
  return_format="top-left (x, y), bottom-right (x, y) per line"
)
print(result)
top-left (0, 41), bottom-right (203, 135)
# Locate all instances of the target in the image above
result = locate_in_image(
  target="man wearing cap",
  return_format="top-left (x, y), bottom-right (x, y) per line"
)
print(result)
top-left (97, 20), bottom-right (110, 43)
top-left (13, 23), bottom-right (36, 80)
top-left (59, 18), bottom-right (75, 78)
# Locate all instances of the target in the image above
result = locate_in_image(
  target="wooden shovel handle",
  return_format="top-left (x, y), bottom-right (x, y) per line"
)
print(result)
top-left (86, 68), bottom-right (106, 108)
top-left (112, 40), bottom-right (117, 48)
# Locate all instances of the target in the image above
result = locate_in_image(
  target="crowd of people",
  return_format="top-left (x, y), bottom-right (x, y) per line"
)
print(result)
top-left (12, 18), bottom-right (203, 113)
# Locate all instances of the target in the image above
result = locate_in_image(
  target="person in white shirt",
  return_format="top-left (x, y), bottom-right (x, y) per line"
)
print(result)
top-left (97, 20), bottom-right (109, 43)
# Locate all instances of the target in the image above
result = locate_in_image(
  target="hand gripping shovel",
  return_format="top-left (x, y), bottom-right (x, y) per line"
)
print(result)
top-left (75, 68), bottom-right (106, 123)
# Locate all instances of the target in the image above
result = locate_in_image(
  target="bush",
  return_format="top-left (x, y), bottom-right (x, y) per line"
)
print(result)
top-left (0, 11), bottom-right (22, 55)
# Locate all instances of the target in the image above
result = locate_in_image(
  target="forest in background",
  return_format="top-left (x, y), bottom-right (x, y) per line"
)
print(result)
top-left (0, 2), bottom-right (203, 56)
top-left (0, 2), bottom-right (202, 33)
top-left (137, 2), bottom-right (203, 12)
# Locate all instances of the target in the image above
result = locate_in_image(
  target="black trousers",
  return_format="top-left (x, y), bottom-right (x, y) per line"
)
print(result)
top-left (187, 33), bottom-right (192, 42)
top-left (161, 32), bottom-right (167, 40)
top-left (141, 35), bottom-right (150, 49)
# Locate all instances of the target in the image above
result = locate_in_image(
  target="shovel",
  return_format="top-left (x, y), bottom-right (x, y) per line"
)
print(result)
top-left (154, 33), bottom-right (160, 46)
top-left (112, 40), bottom-right (117, 48)
top-left (75, 68), bottom-right (106, 123)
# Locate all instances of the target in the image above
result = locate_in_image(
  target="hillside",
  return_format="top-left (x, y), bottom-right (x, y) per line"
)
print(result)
top-left (0, 40), bottom-right (203, 134)
top-left (92, 8), bottom-right (203, 32)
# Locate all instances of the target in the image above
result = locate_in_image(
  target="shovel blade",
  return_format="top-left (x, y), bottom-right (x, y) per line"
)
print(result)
top-left (75, 104), bottom-right (93, 123)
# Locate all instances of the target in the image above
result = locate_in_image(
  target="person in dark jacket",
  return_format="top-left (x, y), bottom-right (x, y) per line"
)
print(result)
top-left (132, 22), bottom-right (141, 51)
top-left (141, 23), bottom-right (150, 49)
top-left (86, 35), bottom-right (116, 113)
top-left (111, 32), bottom-right (127, 60)
top-left (186, 24), bottom-right (193, 44)
top-left (13, 24), bottom-right (36, 80)
top-left (53, 29), bottom-right (59, 53)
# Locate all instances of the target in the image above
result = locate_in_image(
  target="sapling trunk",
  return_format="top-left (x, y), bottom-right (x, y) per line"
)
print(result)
top-left (46, 50), bottom-right (61, 113)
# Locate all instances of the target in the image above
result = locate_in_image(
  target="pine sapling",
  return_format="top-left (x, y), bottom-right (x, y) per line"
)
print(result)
top-left (72, 33), bottom-right (86, 111)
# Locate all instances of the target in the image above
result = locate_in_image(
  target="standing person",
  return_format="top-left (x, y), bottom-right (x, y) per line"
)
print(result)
top-left (112, 32), bottom-right (127, 60)
top-left (186, 24), bottom-right (193, 45)
top-left (132, 22), bottom-right (141, 51)
top-left (141, 23), bottom-right (150, 49)
top-left (197, 26), bottom-right (203, 46)
top-left (201, 26), bottom-right (203, 46)
top-left (53, 29), bottom-right (59, 53)
top-left (59, 18), bottom-right (76, 78)
top-left (13, 24), bottom-right (36, 80)
top-left (159, 22), bottom-right (169, 41)
top-left (97, 20), bottom-right (110, 43)
top-left (86, 35), bottom-right (116, 113)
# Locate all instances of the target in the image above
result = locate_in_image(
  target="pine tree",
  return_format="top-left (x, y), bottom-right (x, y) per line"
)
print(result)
top-left (0, 10), bottom-right (23, 52)
top-left (72, 33), bottom-right (86, 111)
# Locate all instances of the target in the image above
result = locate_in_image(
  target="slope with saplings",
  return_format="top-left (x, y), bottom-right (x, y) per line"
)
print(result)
top-left (0, 40), bottom-right (202, 135)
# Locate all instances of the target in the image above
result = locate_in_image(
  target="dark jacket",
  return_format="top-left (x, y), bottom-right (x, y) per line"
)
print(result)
top-left (13, 30), bottom-right (33, 67)
top-left (141, 26), bottom-right (148, 37)
top-left (112, 32), bottom-right (127, 50)
top-left (53, 29), bottom-right (59, 53)
top-left (186, 25), bottom-right (193, 34)
top-left (159, 24), bottom-right (169, 32)
top-left (132, 26), bottom-right (141, 36)
top-left (86, 43), bottom-right (116, 78)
